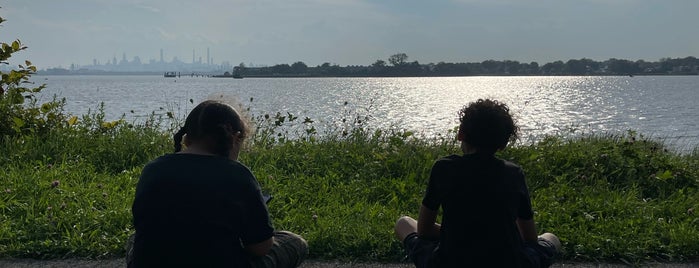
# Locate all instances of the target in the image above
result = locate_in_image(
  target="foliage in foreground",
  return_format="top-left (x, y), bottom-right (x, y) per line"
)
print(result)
top-left (1, 109), bottom-right (698, 263)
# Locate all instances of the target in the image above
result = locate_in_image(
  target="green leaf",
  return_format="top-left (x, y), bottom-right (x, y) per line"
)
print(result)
top-left (656, 170), bottom-right (673, 180)
top-left (67, 116), bottom-right (78, 126)
top-left (11, 92), bottom-right (24, 104)
top-left (11, 40), bottom-right (20, 51)
top-left (41, 103), bottom-right (52, 113)
top-left (12, 117), bottom-right (25, 128)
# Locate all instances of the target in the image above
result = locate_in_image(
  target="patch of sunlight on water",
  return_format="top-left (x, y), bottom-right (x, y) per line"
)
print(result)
top-left (35, 75), bottom-right (699, 153)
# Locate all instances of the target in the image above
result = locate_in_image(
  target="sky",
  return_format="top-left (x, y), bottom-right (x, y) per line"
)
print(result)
top-left (2, 0), bottom-right (698, 69)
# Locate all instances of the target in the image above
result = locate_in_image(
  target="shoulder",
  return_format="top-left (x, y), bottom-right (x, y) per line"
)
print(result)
top-left (140, 154), bottom-right (174, 175)
top-left (142, 154), bottom-right (254, 178)
top-left (500, 159), bottom-right (523, 173)
top-left (434, 154), bottom-right (462, 166)
top-left (428, 155), bottom-right (463, 174)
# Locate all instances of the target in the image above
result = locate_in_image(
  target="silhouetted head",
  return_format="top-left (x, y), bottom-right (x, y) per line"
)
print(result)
top-left (457, 99), bottom-right (518, 154)
top-left (173, 100), bottom-right (249, 159)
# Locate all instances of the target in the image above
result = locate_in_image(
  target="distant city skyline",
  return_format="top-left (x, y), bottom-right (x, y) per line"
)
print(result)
top-left (2, 1), bottom-right (699, 69)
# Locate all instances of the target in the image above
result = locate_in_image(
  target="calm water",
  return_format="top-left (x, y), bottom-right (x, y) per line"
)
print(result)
top-left (35, 75), bottom-right (699, 152)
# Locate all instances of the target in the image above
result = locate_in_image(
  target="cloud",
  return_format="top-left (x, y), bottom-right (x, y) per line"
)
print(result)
top-left (135, 4), bottom-right (160, 13)
top-left (153, 27), bottom-right (177, 41)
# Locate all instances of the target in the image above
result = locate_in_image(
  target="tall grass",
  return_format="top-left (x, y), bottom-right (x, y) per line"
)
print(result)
top-left (1, 107), bottom-right (698, 263)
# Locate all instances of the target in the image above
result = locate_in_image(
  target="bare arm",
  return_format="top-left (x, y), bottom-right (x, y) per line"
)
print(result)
top-left (516, 218), bottom-right (538, 242)
top-left (417, 205), bottom-right (441, 240)
top-left (245, 237), bottom-right (274, 257)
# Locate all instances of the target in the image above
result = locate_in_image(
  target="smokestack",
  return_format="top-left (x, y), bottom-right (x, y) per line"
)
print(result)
top-left (192, 49), bottom-right (195, 64)
top-left (207, 48), bottom-right (210, 65)
top-left (160, 49), bottom-right (164, 63)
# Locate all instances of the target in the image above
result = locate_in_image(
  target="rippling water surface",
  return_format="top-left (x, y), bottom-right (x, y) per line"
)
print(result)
top-left (35, 75), bottom-right (699, 152)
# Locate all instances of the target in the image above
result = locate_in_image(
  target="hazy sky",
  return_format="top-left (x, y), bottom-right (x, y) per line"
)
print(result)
top-left (2, 0), bottom-right (698, 68)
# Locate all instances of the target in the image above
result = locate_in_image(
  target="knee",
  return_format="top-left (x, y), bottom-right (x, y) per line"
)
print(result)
top-left (394, 215), bottom-right (417, 236)
top-left (275, 231), bottom-right (309, 256)
top-left (396, 215), bottom-right (415, 227)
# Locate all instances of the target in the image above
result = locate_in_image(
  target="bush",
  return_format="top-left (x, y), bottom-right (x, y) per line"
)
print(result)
top-left (0, 14), bottom-right (67, 138)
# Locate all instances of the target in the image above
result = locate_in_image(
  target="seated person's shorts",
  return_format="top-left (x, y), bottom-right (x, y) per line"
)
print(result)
top-left (403, 232), bottom-right (557, 268)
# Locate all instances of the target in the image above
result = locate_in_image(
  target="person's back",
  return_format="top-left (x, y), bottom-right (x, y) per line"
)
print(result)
top-left (131, 154), bottom-right (271, 267)
top-left (429, 154), bottom-right (530, 267)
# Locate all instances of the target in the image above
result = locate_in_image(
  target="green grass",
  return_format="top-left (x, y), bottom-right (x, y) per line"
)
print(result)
top-left (1, 110), bottom-right (698, 263)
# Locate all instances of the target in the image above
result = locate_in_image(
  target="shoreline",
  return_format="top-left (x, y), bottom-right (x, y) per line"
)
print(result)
top-left (34, 73), bottom-right (699, 77)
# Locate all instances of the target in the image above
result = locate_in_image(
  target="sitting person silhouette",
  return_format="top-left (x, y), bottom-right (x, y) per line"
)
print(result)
top-left (128, 100), bottom-right (307, 268)
top-left (395, 99), bottom-right (560, 268)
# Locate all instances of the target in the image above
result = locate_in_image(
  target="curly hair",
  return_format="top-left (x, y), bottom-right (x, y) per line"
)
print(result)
top-left (173, 100), bottom-right (249, 157)
top-left (458, 99), bottom-right (518, 153)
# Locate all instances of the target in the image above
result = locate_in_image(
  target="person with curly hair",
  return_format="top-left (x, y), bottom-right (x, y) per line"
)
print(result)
top-left (395, 99), bottom-right (560, 268)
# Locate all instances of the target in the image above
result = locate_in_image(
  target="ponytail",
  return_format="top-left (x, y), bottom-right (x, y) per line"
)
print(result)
top-left (173, 127), bottom-right (187, 152)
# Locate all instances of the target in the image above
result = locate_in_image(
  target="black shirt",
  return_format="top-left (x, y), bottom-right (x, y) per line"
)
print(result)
top-left (130, 154), bottom-right (274, 268)
top-left (422, 153), bottom-right (534, 267)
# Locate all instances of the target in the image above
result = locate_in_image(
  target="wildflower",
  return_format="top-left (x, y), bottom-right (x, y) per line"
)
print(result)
top-left (51, 180), bottom-right (60, 188)
top-left (312, 214), bottom-right (318, 221)
top-left (584, 212), bottom-right (595, 221)
top-left (4, 189), bottom-right (10, 193)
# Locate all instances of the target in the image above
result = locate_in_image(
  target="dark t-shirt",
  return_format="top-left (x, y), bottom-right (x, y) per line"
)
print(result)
top-left (422, 153), bottom-right (534, 267)
top-left (130, 154), bottom-right (274, 268)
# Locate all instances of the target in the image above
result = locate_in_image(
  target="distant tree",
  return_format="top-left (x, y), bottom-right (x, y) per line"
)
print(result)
top-left (635, 60), bottom-right (658, 74)
top-left (372, 59), bottom-right (387, 68)
top-left (434, 62), bottom-right (468, 76)
top-left (481, 60), bottom-right (502, 74)
top-left (291, 61), bottom-right (308, 74)
top-left (503, 60), bottom-right (521, 75)
top-left (388, 53), bottom-right (408, 66)
top-left (233, 62), bottom-right (247, 75)
top-left (370, 59), bottom-right (387, 75)
top-left (271, 64), bottom-right (292, 74)
top-left (527, 62), bottom-right (540, 74)
top-left (606, 58), bottom-right (639, 75)
top-left (317, 62), bottom-right (344, 76)
top-left (542, 60), bottom-right (565, 75)
top-left (404, 61), bottom-right (423, 75)
top-left (565, 59), bottom-right (588, 75)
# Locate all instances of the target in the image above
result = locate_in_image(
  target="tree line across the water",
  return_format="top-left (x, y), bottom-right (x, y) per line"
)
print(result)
top-left (232, 54), bottom-right (699, 77)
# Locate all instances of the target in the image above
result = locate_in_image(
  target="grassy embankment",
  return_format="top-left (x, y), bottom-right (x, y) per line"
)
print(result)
top-left (0, 107), bottom-right (698, 264)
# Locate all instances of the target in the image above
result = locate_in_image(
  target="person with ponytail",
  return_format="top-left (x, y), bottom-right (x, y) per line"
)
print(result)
top-left (128, 100), bottom-right (308, 268)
